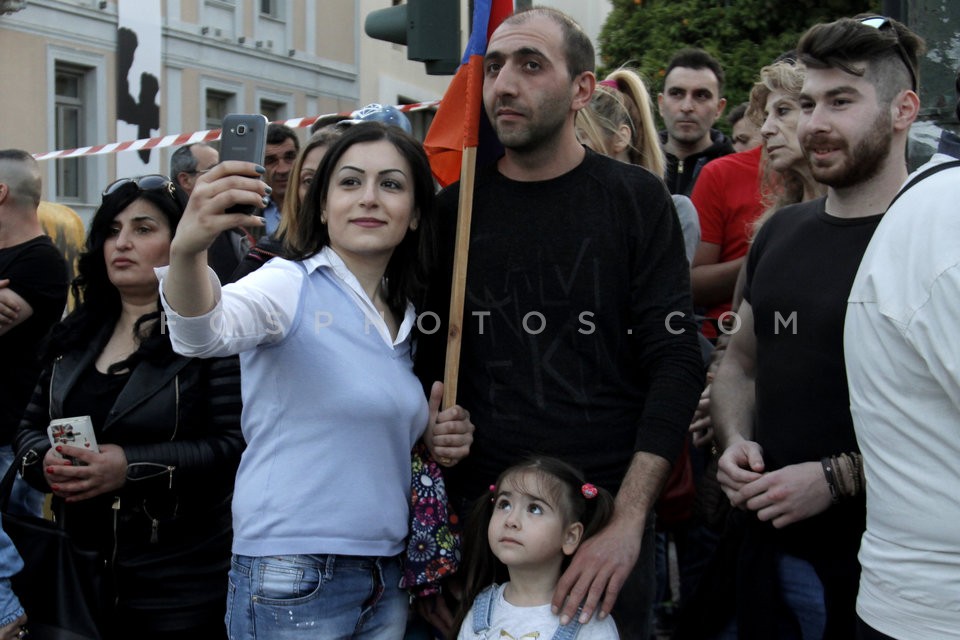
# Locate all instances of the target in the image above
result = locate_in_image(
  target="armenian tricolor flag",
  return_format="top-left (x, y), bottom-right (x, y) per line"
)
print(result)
top-left (423, 0), bottom-right (513, 188)
top-left (423, 0), bottom-right (514, 407)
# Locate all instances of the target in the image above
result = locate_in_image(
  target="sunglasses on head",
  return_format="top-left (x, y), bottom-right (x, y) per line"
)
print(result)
top-left (858, 15), bottom-right (918, 92)
top-left (102, 174), bottom-right (177, 199)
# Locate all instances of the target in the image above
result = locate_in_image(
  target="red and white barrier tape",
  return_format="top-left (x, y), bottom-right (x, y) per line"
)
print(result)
top-left (32, 101), bottom-right (440, 162)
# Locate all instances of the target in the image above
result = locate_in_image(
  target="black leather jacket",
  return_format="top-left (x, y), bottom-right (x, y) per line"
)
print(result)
top-left (14, 328), bottom-right (243, 632)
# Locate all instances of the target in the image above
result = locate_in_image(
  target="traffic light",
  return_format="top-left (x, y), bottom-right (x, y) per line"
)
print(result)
top-left (365, 0), bottom-right (461, 75)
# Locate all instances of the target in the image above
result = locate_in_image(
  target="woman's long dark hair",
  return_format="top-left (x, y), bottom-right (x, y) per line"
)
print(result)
top-left (284, 121), bottom-right (437, 316)
top-left (452, 456), bottom-right (615, 635)
top-left (43, 180), bottom-right (187, 371)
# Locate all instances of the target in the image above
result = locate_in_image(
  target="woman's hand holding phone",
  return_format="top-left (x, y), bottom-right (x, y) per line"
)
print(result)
top-left (165, 114), bottom-right (270, 318)
top-left (172, 113), bottom-right (270, 257)
top-left (173, 161), bottom-right (269, 256)
top-left (220, 113), bottom-right (269, 215)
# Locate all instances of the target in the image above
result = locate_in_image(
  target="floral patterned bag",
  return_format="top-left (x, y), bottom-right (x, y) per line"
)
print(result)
top-left (400, 441), bottom-right (462, 598)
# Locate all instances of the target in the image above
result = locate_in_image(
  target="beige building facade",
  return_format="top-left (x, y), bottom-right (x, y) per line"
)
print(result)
top-left (1, 0), bottom-right (609, 221)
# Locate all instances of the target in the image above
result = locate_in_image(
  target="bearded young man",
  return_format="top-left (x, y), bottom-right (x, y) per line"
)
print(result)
top-left (414, 8), bottom-right (703, 639)
top-left (844, 43), bottom-right (959, 640)
top-left (710, 15), bottom-right (922, 640)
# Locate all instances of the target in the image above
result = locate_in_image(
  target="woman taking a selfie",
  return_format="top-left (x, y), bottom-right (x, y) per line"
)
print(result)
top-left (159, 122), bottom-right (473, 639)
top-left (14, 175), bottom-right (244, 640)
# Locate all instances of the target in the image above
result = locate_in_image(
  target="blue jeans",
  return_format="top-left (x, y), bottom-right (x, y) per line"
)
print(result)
top-left (226, 554), bottom-right (408, 640)
top-left (0, 447), bottom-right (43, 517)
top-left (776, 552), bottom-right (826, 640)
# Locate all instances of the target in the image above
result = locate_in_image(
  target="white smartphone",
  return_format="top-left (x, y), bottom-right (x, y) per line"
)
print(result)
top-left (220, 113), bottom-right (269, 214)
top-left (48, 416), bottom-right (100, 465)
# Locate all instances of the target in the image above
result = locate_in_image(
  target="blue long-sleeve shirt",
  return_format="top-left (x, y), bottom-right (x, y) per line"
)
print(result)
top-left (158, 247), bottom-right (428, 557)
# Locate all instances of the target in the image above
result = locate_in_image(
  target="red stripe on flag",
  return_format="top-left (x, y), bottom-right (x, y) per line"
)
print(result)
top-left (488, 0), bottom-right (513, 39)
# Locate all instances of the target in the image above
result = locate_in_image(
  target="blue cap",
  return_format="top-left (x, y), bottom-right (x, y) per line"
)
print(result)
top-left (340, 103), bottom-right (413, 134)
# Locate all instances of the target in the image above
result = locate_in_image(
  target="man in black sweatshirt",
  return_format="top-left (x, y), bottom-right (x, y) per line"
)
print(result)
top-left (415, 8), bottom-right (703, 639)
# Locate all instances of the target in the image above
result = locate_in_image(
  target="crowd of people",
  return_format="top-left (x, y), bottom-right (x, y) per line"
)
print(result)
top-left (0, 6), bottom-right (957, 640)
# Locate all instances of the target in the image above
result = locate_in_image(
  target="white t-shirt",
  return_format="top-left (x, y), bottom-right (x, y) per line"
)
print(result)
top-left (457, 583), bottom-right (620, 640)
top-left (845, 154), bottom-right (960, 639)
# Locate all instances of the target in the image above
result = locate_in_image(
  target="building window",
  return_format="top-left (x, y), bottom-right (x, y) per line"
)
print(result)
top-left (206, 90), bottom-right (233, 130)
top-left (260, 100), bottom-right (284, 123)
top-left (260, 0), bottom-right (280, 18)
top-left (54, 64), bottom-right (86, 201)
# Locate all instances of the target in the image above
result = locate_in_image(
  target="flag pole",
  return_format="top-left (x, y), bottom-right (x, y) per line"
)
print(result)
top-left (429, 0), bottom-right (512, 408)
top-left (442, 144), bottom-right (478, 409)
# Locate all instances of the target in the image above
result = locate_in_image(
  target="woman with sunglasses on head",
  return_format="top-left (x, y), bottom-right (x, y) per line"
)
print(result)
top-left (14, 175), bottom-right (244, 640)
top-left (158, 122), bottom-right (473, 639)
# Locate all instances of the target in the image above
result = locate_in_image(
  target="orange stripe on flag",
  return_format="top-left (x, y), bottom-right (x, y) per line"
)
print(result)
top-left (424, 56), bottom-right (484, 188)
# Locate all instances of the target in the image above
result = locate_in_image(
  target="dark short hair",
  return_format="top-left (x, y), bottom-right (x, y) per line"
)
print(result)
top-left (170, 142), bottom-right (217, 182)
top-left (309, 114), bottom-right (350, 135)
top-left (169, 144), bottom-right (198, 179)
top-left (503, 7), bottom-right (595, 78)
top-left (797, 16), bottom-right (925, 103)
top-left (726, 102), bottom-right (749, 127)
top-left (286, 122), bottom-right (437, 316)
top-left (267, 122), bottom-right (300, 150)
top-left (665, 48), bottom-right (725, 95)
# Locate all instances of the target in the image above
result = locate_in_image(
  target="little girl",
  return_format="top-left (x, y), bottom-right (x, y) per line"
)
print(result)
top-left (455, 457), bottom-right (620, 639)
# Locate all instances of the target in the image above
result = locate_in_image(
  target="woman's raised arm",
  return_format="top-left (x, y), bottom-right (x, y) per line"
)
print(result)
top-left (164, 161), bottom-right (267, 317)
